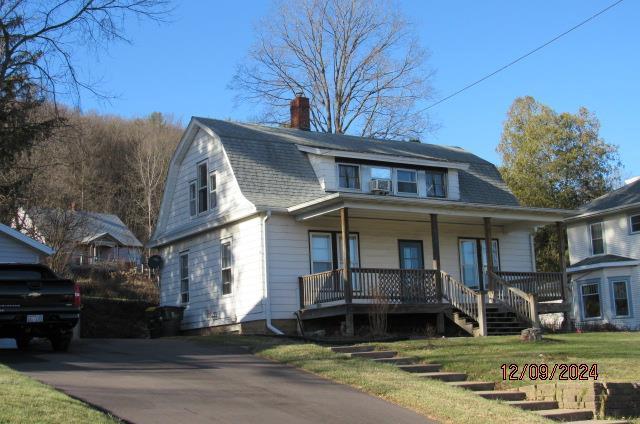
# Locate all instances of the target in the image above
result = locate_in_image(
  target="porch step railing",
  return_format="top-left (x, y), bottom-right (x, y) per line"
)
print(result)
top-left (440, 271), bottom-right (480, 325)
top-left (491, 271), bottom-right (539, 327)
top-left (298, 268), bottom-right (440, 308)
top-left (495, 271), bottom-right (563, 302)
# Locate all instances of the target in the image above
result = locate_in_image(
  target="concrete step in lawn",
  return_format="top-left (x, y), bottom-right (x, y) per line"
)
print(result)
top-left (534, 409), bottom-right (594, 421)
top-left (330, 345), bottom-right (374, 354)
top-left (447, 381), bottom-right (495, 391)
top-left (475, 390), bottom-right (527, 401)
top-left (415, 372), bottom-right (468, 382)
top-left (349, 350), bottom-right (397, 359)
top-left (507, 400), bottom-right (559, 411)
top-left (397, 364), bottom-right (442, 373)
top-left (372, 357), bottom-right (414, 365)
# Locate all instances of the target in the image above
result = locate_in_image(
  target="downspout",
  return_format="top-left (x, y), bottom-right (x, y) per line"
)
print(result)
top-left (262, 210), bottom-right (284, 335)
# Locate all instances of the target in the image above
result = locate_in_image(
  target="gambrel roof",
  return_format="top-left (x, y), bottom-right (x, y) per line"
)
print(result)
top-left (193, 118), bottom-right (519, 209)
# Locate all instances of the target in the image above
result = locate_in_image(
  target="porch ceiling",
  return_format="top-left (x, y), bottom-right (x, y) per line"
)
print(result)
top-left (288, 192), bottom-right (574, 227)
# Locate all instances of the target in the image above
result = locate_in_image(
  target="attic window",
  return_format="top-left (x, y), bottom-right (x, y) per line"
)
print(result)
top-left (426, 169), bottom-right (447, 198)
top-left (338, 164), bottom-right (360, 190)
top-left (197, 162), bottom-right (208, 214)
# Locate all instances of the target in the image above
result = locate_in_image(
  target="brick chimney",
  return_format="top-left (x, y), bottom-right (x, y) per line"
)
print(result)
top-left (290, 93), bottom-right (310, 131)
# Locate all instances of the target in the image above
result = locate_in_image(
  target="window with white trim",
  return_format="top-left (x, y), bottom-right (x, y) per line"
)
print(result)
top-left (180, 253), bottom-right (189, 304)
top-left (338, 164), bottom-right (360, 189)
top-left (580, 282), bottom-right (601, 319)
top-left (197, 162), bottom-right (208, 214)
top-left (611, 279), bottom-right (630, 317)
top-left (221, 240), bottom-right (232, 295)
top-left (630, 214), bottom-right (640, 233)
top-left (396, 169), bottom-right (418, 194)
top-left (209, 172), bottom-right (217, 209)
top-left (589, 222), bottom-right (604, 255)
top-left (189, 181), bottom-right (197, 217)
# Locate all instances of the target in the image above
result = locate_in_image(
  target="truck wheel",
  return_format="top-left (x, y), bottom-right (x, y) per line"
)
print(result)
top-left (15, 336), bottom-right (31, 351)
top-left (50, 336), bottom-right (71, 352)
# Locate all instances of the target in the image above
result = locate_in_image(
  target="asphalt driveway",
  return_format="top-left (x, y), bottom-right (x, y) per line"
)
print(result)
top-left (0, 338), bottom-right (435, 424)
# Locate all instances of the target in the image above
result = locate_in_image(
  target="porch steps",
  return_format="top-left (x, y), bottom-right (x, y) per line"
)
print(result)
top-left (372, 357), bottom-right (414, 365)
top-left (349, 350), bottom-right (397, 359)
top-left (535, 409), bottom-right (594, 421)
top-left (397, 364), bottom-right (442, 373)
top-left (475, 390), bottom-right (527, 401)
top-left (447, 381), bottom-right (495, 391)
top-left (507, 400), bottom-right (559, 411)
top-left (415, 372), bottom-right (468, 382)
top-left (334, 344), bottom-right (629, 423)
top-left (330, 345), bottom-right (374, 354)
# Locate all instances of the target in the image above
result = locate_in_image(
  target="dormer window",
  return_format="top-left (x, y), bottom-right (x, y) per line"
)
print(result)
top-left (426, 169), bottom-right (447, 198)
top-left (338, 164), bottom-right (360, 190)
top-left (589, 222), bottom-right (605, 255)
top-left (197, 162), bottom-right (209, 214)
top-left (396, 169), bottom-right (417, 194)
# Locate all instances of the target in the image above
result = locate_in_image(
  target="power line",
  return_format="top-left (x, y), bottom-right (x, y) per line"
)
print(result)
top-left (421, 0), bottom-right (625, 111)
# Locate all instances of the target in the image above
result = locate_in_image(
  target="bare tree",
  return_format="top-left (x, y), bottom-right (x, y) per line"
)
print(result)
top-left (231, 0), bottom-right (434, 140)
top-left (128, 112), bottom-right (181, 245)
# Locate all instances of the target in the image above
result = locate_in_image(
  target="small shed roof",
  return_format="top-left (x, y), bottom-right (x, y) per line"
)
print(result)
top-left (0, 223), bottom-right (54, 256)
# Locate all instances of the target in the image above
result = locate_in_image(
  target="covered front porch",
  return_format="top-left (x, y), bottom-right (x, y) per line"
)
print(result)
top-left (289, 193), bottom-right (573, 336)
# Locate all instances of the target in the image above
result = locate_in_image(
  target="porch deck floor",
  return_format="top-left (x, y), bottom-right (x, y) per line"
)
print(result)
top-left (299, 302), bottom-right (452, 320)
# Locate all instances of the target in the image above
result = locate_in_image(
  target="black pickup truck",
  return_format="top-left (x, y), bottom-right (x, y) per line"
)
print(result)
top-left (0, 263), bottom-right (80, 352)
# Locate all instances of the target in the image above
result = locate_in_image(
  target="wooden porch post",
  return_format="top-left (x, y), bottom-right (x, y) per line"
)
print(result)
top-left (341, 207), bottom-right (354, 336)
top-left (430, 214), bottom-right (445, 334)
top-left (556, 221), bottom-right (571, 330)
top-left (483, 217), bottom-right (494, 294)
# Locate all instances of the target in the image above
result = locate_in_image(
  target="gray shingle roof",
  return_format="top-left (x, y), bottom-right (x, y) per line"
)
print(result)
top-left (579, 179), bottom-right (640, 213)
top-left (569, 254), bottom-right (638, 268)
top-left (194, 118), bottom-right (519, 209)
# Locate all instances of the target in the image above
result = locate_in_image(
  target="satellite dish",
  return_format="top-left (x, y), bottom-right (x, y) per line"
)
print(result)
top-left (148, 255), bottom-right (163, 269)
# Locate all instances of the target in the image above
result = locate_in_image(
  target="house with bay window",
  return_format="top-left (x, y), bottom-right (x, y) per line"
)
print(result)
top-left (149, 95), bottom-right (574, 337)
top-left (566, 177), bottom-right (640, 330)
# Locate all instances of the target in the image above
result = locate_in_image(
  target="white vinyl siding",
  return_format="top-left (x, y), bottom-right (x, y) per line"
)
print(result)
top-left (159, 216), bottom-right (264, 331)
top-left (160, 128), bottom-right (254, 236)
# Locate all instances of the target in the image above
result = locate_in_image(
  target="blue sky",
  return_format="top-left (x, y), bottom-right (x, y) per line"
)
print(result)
top-left (73, 0), bottom-right (639, 177)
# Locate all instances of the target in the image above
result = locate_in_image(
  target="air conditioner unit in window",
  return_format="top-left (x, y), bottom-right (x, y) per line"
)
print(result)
top-left (369, 178), bottom-right (392, 194)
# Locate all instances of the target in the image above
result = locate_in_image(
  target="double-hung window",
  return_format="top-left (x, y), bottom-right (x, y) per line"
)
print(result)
top-left (189, 181), bottom-right (197, 217)
top-left (580, 282), bottom-right (601, 319)
top-left (426, 169), bottom-right (447, 198)
top-left (589, 222), bottom-right (605, 255)
top-left (209, 172), bottom-right (217, 209)
top-left (396, 169), bottom-right (418, 194)
top-left (338, 164), bottom-right (360, 190)
top-left (310, 233), bottom-right (333, 273)
top-left (630, 214), bottom-right (640, 234)
top-left (611, 279), bottom-right (630, 317)
top-left (221, 240), bottom-right (232, 295)
top-left (180, 253), bottom-right (189, 304)
top-left (197, 162), bottom-right (208, 214)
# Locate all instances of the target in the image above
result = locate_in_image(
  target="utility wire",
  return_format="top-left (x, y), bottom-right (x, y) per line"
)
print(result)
top-left (421, 0), bottom-right (625, 111)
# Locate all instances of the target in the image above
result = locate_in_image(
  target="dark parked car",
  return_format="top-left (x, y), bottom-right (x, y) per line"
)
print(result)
top-left (0, 263), bottom-right (80, 351)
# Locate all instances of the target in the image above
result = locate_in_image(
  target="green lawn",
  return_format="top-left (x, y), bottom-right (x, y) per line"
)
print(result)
top-left (0, 363), bottom-right (120, 424)
top-left (190, 332), bottom-right (640, 424)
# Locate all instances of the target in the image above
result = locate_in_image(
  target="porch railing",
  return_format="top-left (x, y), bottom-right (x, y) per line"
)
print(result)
top-left (440, 271), bottom-right (479, 324)
top-left (491, 271), bottom-right (539, 327)
top-left (298, 268), bottom-right (440, 308)
top-left (495, 271), bottom-right (563, 302)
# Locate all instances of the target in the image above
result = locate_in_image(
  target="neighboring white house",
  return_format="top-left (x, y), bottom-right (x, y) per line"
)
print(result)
top-left (0, 223), bottom-right (54, 264)
top-left (566, 178), bottom-right (640, 330)
top-left (149, 95), bottom-right (573, 336)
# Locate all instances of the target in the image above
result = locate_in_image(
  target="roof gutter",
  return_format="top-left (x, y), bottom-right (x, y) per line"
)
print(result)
top-left (261, 210), bottom-right (284, 335)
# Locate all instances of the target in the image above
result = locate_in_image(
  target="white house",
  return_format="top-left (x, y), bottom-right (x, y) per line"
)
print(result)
top-left (149, 95), bottom-right (574, 337)
top-left (0, 223), bottom-right (54, 264)
top-left (566, 177), bottom-right (640, 330)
